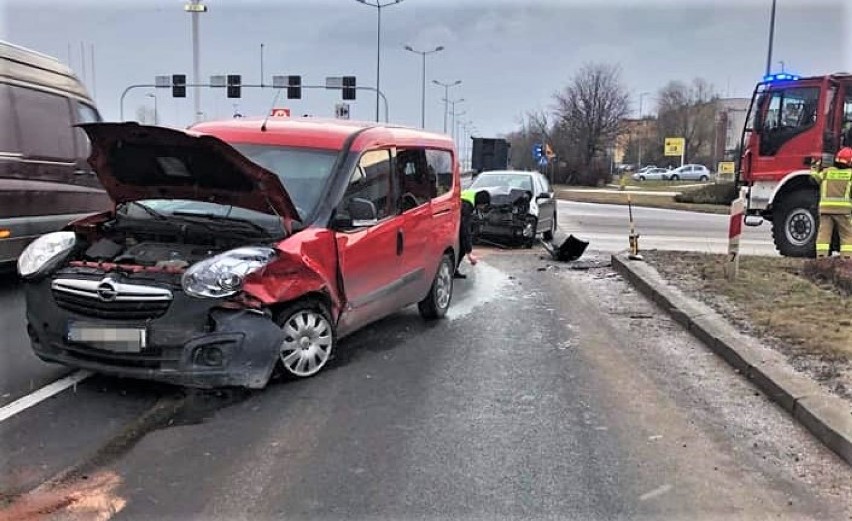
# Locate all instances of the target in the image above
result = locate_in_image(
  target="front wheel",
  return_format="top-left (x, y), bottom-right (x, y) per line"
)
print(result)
top-left (699, 175), bottom-right (709, 182)
top-left (670, 174), bottom-right (680, 181)
top-left (276, 300), bottom-right (336, 378)
top-left (418, 253), bottom-right (454, 319)
top-left (771, 190), bottom-right (818, 257)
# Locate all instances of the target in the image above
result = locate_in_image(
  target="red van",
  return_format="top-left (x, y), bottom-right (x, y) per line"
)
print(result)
top-left (18, 118), bottom-right (460, 387)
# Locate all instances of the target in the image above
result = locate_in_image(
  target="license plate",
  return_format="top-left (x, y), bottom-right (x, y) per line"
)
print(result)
top-left (67, 324), bottom-right (147, 353)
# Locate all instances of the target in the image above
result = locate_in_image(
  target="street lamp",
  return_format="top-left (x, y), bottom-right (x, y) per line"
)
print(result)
top-left (184, 0), bottom-right (208, 123)
top-left (765, 0), bottom-right (777, 76)
top-left (404, 44), bottom-right (444, 129)
top-left (453, 111), bottom-right (467, 152)
top-left (433, 79), bottom-right (462, 133)
top-left (146, 93), bottom-right (158, 125)
top-left (355, 0), bottom-right (405, 122)
top-left (638, 91), bottom-right (650, 168)
top-left (446, 98), bottom-right (465, 140)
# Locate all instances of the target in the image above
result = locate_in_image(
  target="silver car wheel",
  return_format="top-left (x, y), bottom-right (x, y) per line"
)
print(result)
top-left (279, 310), bottom-right (333, 377)
top-left (435, 260), bottom-right (452, 310)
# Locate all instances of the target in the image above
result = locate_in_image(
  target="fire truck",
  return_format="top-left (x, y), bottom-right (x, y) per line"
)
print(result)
top-left (738, 72), bottom-right (852, 257)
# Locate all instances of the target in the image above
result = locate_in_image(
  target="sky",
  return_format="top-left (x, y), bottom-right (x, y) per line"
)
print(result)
top-left (2, 0), bottom-right (850, 139)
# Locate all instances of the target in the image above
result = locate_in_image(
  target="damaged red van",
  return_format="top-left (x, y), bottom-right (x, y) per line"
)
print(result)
top-left (17, 119), bottom-right (460, 388)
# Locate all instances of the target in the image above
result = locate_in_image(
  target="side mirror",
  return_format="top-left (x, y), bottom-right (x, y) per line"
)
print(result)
top-left (535, 192), bottom-right (552, 201)
top-left (349, 197), bottom-right (378, 227)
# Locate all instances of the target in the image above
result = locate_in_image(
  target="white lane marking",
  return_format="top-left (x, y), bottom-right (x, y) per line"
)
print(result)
top-left (639, 484), bottom-right (673, 501)
top-left (0, 370), bottom-right (91, 423)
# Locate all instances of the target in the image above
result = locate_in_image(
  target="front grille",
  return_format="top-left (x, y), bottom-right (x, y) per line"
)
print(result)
top-left (51, 277), bottom-right (173, 320)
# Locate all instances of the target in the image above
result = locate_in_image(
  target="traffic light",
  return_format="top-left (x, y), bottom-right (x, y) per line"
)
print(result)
top-left (342, 76), bottom-right (356, 100)
top-left (287, 75), bottom-right (301, 100)
top-left (227, 75), bottom-right (241, 98)
top-left (172, 74), bottom-right (186, 98)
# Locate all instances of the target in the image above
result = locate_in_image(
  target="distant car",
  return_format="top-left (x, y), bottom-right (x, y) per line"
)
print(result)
top-left (463, 170), bottom-right (557, 247)
top-left (632, 167), bottom-right (670, 181)
top-left (667, 164), bottom-right (712, 181)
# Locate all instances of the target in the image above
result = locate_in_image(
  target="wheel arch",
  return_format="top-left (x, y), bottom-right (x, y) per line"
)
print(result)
top-left (767, 170), bottom-right (819, 216)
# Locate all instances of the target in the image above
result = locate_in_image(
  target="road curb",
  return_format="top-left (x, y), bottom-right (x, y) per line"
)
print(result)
top-left (611, 253), bottom-right (852, 466)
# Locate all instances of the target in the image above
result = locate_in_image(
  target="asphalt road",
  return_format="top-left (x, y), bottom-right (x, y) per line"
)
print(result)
top-left (557, 200), bottom-right (777, 255)
top-left (2, 250), bottom-right (851, 520)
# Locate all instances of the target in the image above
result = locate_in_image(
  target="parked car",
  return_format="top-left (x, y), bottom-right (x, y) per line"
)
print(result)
top-left (632, 167), bottom-right (670, 181)
top-left (0, 41), bottom-right (109, 267)
top-left (463, 170), bottom-right (556, 247)
top-left (666, 164), bottom-right (712, 181)
top-left (18, 119), bottom-right (461, 387)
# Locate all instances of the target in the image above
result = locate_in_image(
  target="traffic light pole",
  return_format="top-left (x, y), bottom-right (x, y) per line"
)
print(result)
top-left (120, 83), bottom-right (390, 122)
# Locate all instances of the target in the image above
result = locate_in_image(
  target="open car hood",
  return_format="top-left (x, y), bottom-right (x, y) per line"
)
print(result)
top-left (80, 123), bottom-right (300, 228)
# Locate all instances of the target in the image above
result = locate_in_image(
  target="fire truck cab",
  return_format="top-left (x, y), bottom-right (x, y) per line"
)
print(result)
top-left (740, 72), bottom-right (852, 257)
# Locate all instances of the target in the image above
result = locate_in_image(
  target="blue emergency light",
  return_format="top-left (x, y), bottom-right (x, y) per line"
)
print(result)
top-left (763, 72), bottom-right (801, 82)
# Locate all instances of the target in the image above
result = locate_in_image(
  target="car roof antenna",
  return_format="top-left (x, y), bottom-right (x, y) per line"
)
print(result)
top-left (260, 87), bottom-right (285, 132)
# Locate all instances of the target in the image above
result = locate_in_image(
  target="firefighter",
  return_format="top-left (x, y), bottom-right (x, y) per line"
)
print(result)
top-left (812, 147), bottom-right (852, 258)
top-left (456, 190), bottom-right (489, 278)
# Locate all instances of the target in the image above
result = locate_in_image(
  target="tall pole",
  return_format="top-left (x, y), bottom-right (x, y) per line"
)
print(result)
top-left (765, 0), bottom-right (777, 76)
top-left (186, 1), bottom-right (207, 123)
top-left (90, 43), bottom-right (96, 100)
top-left (638, 92), bottom-right (649, 168)
top-left (80, 41), bottom-right (86, 86)
top-left (405, 45), bottom-right (444, 129)
top-left (260, 43), bottom-right (265, 87)
top-left (433, 80), bottom-right (461, 134)
top-left (355, 1), bottom-right (405, 123)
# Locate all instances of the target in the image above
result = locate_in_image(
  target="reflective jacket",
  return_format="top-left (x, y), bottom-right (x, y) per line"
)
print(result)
top-left (811, 166), bottom-right (852, 214)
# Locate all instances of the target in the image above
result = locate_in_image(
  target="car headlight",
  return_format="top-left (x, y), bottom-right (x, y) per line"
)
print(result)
top-left (17, 231), bottom-right (76, 278)
top-left (182, 247), bottom-right (276, 299)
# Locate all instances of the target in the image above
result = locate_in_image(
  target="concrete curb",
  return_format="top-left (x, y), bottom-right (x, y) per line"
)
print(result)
top-left (611, 253), bottom-right (852, 466)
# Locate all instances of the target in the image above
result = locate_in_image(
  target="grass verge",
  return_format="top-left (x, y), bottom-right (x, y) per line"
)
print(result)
top-left (645, 251), bottom-right (852, 396)
top-left (557, 190), bottom-right (729, 214)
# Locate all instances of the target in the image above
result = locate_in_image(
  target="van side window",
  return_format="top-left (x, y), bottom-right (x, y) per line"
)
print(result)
top-left (425, 149), bottom-right (453, 197)
top-left (338, 149), bottom-right (392, 224)
top-left (0, 84), bottom-right (17, 152)
top-left (397, 148), bottom-right (434, 211)
top-left (10, 85), bottom-right (75, 161)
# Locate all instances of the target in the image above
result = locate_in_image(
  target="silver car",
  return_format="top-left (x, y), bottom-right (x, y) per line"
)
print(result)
top-left (632, 167), bottom-right (670, 181)
top-left (666, 164), bottom-right (712, 182)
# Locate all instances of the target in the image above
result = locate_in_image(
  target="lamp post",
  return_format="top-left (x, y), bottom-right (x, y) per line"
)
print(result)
top-left (765, 0), bottom-right (777, 76)
top-left (638, 91), bottom-right (650, 168)
top-left (446, 98), bottom-right (464, 139)
top-left (184, 0), bottom-right (207, 123)
top-left (433, 79), bottom-right (462, 133)
top-left (355, 0), bottom-right (405, 122)
top-left (453, 111), bottom-right (466, 152)
top-left (146, 93), bottom-right (158, 125)
top-left (404, 45), bottom-right (444, 129)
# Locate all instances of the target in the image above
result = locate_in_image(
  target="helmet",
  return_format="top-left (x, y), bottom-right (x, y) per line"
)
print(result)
top-left (835, 147), bottom-right (852, 167)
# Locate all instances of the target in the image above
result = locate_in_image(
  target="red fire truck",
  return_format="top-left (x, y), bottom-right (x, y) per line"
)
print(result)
top-left (739, 72), bottom-right (852, 257)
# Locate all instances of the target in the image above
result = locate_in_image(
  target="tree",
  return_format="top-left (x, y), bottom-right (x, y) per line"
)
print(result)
top-left (655, 78), bottom-right (718, 165)
top-left (551, 63), bottom-right (631, 184)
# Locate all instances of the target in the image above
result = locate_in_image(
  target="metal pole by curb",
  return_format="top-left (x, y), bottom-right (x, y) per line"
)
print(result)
top-left (726, 189), bottom-right (746, 281)
top-left (611, 253), bottom-right (852, 466)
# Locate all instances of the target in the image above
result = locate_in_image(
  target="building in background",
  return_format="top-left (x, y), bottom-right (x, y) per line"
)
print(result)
top-left (714, 98), bottom-right (751, 163)
top-left (614, 117), bottom-right (657, 166)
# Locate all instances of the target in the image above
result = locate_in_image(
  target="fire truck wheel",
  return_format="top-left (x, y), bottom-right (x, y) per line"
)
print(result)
top-left (771, 190), bottom-right (818, 257)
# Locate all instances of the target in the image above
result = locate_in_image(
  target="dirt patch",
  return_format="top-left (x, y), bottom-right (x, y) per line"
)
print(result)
top-left (644, 251), bottom-right (852, 401)
top-left (557, 190), bottom-right (729, 215)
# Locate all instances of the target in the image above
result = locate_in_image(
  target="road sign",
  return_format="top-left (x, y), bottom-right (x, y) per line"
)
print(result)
top-left (335, 103), bottom-right (350, 120)
top-left (210, 75), bottom-right (226, 88)
top-left (664, 137), bottom-right (685, 157)
top-left (155, 75), bottom-right (171, 88)
top-left (718, 161), bottom-right (736, 175)
top-left (325, 76), bottom-right (343, 89)
top-left (270, 108), bottom-right (290, 118)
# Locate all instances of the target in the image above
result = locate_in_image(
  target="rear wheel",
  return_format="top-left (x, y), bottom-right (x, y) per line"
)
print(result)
top-left (699, 175), bottom-right (709, 182)
top-left (670, 174), bottom-right (680, 181)
top-left (275, 299), bottom-right (335, 378)
top-left (771, 190), bottom-right (818, 257)
top-left (638, 175), bottom-right (646, 181)
top-left (418, 253), bottom-right (454, 319)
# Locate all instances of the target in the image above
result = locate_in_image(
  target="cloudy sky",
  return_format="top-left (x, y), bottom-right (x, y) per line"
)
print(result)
top-left (3, 0), bottom-right (850, 138)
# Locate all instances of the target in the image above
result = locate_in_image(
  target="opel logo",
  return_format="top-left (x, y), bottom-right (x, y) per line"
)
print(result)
top-left (96, 281), bottom-right (118, 302)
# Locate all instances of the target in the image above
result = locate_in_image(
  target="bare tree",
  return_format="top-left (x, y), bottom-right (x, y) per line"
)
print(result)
top-left (552, 63), bottom-right (630, 182)
top-left (655, 78), bottom-right (718, 164)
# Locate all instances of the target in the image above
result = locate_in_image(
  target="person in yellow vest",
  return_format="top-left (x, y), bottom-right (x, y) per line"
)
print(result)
top-left (812, 147), bottom-right (852, 258)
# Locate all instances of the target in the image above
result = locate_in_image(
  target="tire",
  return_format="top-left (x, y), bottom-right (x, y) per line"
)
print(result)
top-left (522, 217), bottom-right (537, 248)
top-left (670, 174), bottom-right (680, 181)
top-left (771, 190), bottom-right (818, 257)
top-left (275, 299), bottom-right (336, 378)
top-left (700, 175), bottom-right (709, 182)
top-left (639, 176), bottom-right (646, 181)
top-left (543, 212), bottom-right (556, 242)
top-left (418, 253), bottom-right (454, 320)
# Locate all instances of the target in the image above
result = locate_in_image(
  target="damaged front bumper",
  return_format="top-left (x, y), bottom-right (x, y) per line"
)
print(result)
top-left (24, 276), bottom-right (285, 389)
top-left (473, 210), bottom-right (535, 241)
